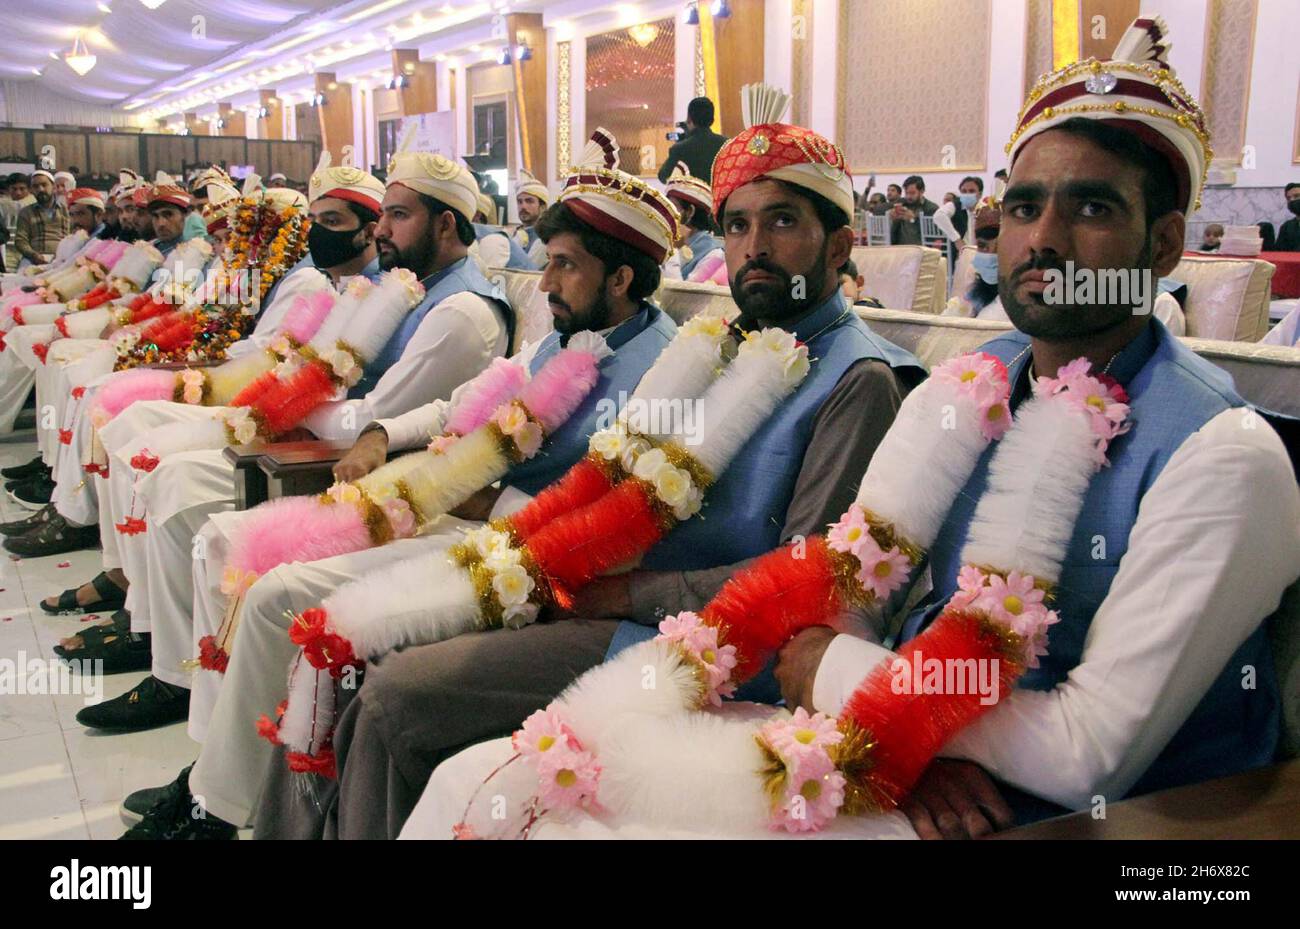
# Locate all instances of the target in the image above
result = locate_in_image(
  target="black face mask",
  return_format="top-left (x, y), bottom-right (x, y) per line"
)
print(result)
top-left (307, 223), bottom-right (367, 269)
top-left (1288, 199), bottom-right (1300, 216)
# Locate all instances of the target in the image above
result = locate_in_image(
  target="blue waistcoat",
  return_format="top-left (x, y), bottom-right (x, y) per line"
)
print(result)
top-left (351, 257), bottom-right (513, 399)
top-left (504, 304), bottom-right (678, 496)
top-left (901, 320), bottom-right (1279, 813)
top-left (679, 229), bottom-right (723, 280)
top-left (606, 291), bottom-right (925, 685)
top-left (473, 223), bottom-right (536, 271)
top-left (640, 291), bottom-right (925, 571)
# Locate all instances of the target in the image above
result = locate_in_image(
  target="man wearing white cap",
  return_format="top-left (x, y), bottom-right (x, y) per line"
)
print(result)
top-left (71, 155), bottom-right (514, 749)
top-left (46, 164), bottom-right (386, 716)
top-left (257, 105), bottom-right (921, 840)
top-left (119, 129), bottom-right (684, 839)
top-left (512, 167), bottom-right (551, 266)
top-left (14, 170), bottom-right (69, 267)
top-left (53, 170), bottom-right (76, 209)
top-left (471, 187), bottom-right (537, 271)
top-left (662, 161), bottom-right (723, 280)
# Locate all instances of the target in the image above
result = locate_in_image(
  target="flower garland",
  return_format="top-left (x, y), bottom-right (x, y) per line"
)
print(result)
top-left (200, 334), bottom-right (613, 676)
top-left (260, 324), bottom-right (808, 776)
top-left (216, 269), bottom-right (423, 443)
top-left (453, 353), bottom-right (1131, 837)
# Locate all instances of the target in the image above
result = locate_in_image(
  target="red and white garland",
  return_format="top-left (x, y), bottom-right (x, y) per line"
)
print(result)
top-left (259, 320), bottom-right (806, 776)
top-left (451, 352), bottom-right (1131, 837)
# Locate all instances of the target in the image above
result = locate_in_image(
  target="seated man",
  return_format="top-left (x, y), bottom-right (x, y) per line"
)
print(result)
top-left (472, 188), bottom-right (536, 271)
top-left (71, 153), bottom-right (514, 731)
top-left (14, 170), bottom-right (70, 269)
top-left (9, 186), bottom-right (314, 555)
top-left (661, 163), bottom-right (723, 281)
top-left (122, 134), bottom-right (685, 838)
top-left (145, 179), bottom-right (192, 257)
top-left (409, 19), bottom-right (1300, 840)
top-left (512, 169), bottom-right (550, 267)
top-left (243, 99), bottom-right (924, 840)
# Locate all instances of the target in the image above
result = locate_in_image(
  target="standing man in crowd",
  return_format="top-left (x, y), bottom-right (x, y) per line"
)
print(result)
top-left (657, 97), bottom-right (727, 184)
top-left (889, 174), bottom-right (938, 246)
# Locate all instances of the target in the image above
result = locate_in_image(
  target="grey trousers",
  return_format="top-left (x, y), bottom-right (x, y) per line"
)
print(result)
top-left (253, 616), bottom-right (619, 839)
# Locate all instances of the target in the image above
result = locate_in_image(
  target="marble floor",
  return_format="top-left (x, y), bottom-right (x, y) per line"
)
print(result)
top-left (0, 431), bottom-right (198, 840)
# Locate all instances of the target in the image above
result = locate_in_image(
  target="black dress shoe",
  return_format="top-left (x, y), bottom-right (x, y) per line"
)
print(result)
top-left (9, 473), bottom-right (55, 509)
top-left (0, 502), bottom-right (55, 536)
top-left (77, 674), bottom-right (189, 731)
top-left (120, 765), bottom-right (236, 840)
top-left (121, 762), bottom-right (195, 826)
top-left (58, 626), bottom-right (150, 675)
top-left (3, 511), bottom-right (99, 557)
top-left (1, 455), bottom-right (48, 480)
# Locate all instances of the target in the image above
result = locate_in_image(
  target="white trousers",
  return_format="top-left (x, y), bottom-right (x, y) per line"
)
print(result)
top-left (187, 514), bottom-right (472, 827)
top-left (401, 728), bottom-right (921, 840)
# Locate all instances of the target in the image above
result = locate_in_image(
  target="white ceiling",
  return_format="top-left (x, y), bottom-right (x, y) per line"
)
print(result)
top-left (3, 0), bottom-right (341, 106)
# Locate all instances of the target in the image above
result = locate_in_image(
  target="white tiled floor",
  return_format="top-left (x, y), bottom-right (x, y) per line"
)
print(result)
top-left (0, 433), bottom-right (198, 840)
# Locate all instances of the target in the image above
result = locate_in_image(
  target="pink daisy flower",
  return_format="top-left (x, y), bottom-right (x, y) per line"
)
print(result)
top-left (656, 610), bottom-right (703, 644)
top-left (827, 504), bottom-right (871, 555)
top-left (950, 564), bottom-right (988, 609)
top-left (536, 744), bottom-right (601, 812)
top-left (976, 571), bottom-right (1047, 628)
top-left (771, 759), bottom-right (846, 833)
top-left (854, 535), bottom-right (912, 601)
top-left (762, 707), bottom-right (845, 761)
top-left (978, 395), bottom-right (1012, 441)
top-left (512, 707), bottom-right (574, 759)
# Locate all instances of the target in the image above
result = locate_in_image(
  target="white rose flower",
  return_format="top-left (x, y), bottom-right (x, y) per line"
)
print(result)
top-left (619, 437), bottom-right (651, 473)
top-left (631, 448), bottom-right (668, 483)
top-left (330, 351), bottom-right (356, 379)
top-left (502, 601), bottom-right (540, 630)
top-left (483, 547), bottom-right (522, 574)
top-left (589, 429), bottom-right (625, 460)
top-left (672, 484), bottom-right (705, 521)
top-left (233, 418), bottom-right (257, 444)
top-left (783, 349), bottom-right (811, 387)
top-left (491, 564), bottom-right (534, 607)
top-left (652, 463), bottom-right (691, 508)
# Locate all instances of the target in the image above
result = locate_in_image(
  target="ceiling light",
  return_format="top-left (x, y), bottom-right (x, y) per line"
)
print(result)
top-left (97, 1), bottom-right (112, 12)
top-left (48, 51), bottom-right (59, 60)
top-left (628, 23), bottom-right (659, 46)
top-left (515, 42), bottom-right (532, 61)
top-left (138, 0), bottom-right (168, 8)
top-left (682, 3), bottom-right (699, 26)
top-left (710, 0), bottom-right (731, 18)
top-left (64, 35), bottom-right (97, 76)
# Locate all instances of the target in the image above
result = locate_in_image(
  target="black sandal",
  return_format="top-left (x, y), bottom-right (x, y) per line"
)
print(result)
top-left (40, 571), bottom-right (127, 615)
top-left (54, 610), bottom-right (130, 658)
top-left (58, 629), bottom-right (151, 675)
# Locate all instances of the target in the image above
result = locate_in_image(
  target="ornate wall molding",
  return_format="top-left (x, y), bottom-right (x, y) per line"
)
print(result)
top-left (556, 40), bottom-right (571, 177)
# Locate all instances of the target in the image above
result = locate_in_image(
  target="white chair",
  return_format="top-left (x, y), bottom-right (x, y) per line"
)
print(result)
top-left (850, 245), bottom-right (945, 314)
top-left (866, 214), bottom-right (891, 246)
top-left (1171, 254), bottom-right (1276, 342)
top-left (949, 244), bottom-right (978, 300)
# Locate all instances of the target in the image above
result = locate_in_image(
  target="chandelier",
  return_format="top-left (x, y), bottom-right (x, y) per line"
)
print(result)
top-left (628, 23), bottom-right (660, 47)
top-left (64, 35), bottom-right (97, 76)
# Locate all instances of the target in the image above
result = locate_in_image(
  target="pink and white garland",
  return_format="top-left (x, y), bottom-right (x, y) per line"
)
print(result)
top-left (452, 352), bottom-right (1131, 837)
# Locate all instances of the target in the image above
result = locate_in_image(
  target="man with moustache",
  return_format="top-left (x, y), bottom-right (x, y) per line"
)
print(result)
top-left (778, 18), bottom-right (1300, 840)
top-left (241, 100), bottom-right (923, 840)
top-left (512, 168), bottom-right (551, 267)
top-left (121, 132), bottom-right (679, 838)
top-left (14, 170), bottom-right (70, 267)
